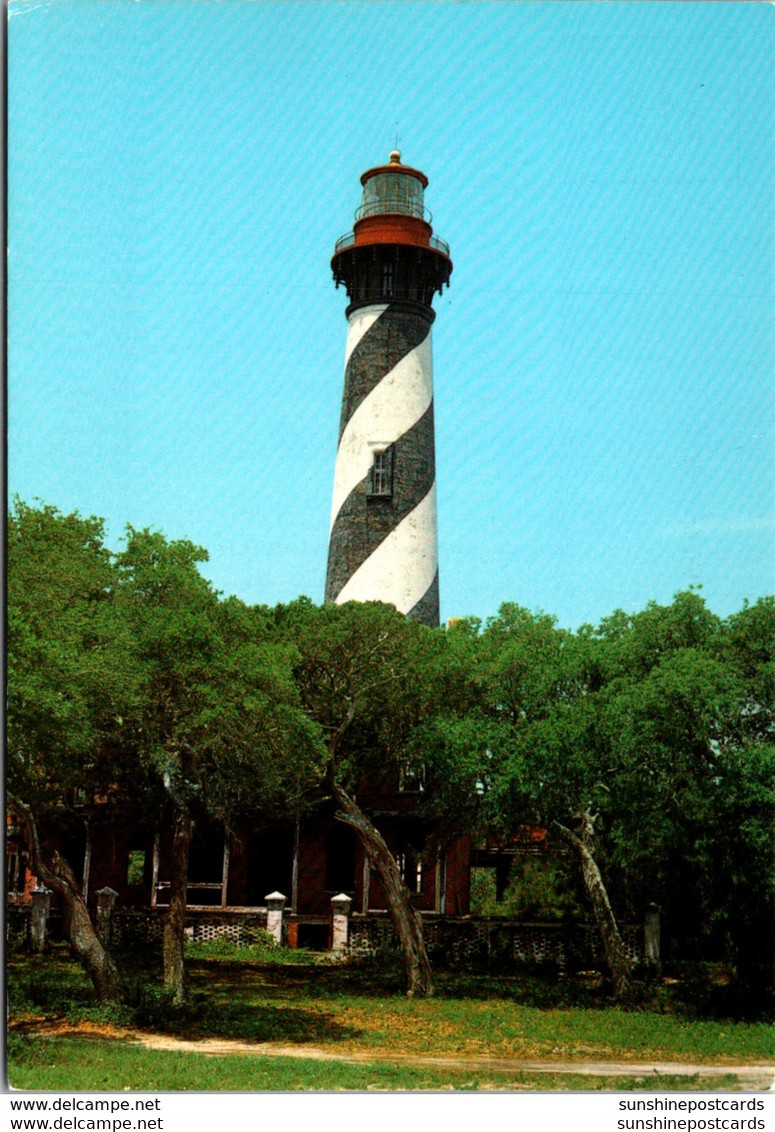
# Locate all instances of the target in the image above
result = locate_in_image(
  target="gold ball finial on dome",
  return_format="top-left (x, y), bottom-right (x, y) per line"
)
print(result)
top-left (388, 149), bottom-right (402, 164)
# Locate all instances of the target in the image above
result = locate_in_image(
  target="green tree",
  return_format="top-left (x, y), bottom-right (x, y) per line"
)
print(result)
top-left (114, 530), bottom-right (321, 1002)
top-left (275, 599), bottom-right (480, 997)
top-left (478, 603), bottom-right (636, 997)
top-left (590, 593), bottom-right (774, 991)
top-left (7, 500), bottom-right (134, 1001)
top-left (617, 597), bottom-right (774, 988)
top-left (479, 591), bottom-right (774, 998)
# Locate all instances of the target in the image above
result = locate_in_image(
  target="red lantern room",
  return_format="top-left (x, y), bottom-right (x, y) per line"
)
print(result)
top-left (331, 151), bottom-right (452, 312)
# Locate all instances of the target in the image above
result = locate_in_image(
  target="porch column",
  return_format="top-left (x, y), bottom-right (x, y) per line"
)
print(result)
top-left (291, 819), bottom-right (300, 915)
top-left (82, 819), bottom-right (92, 907)
top-left (645, 903), bottom-right (661, 967)
top-left (221, 832), bottom-right (231, 908)
top-left (150, 832), bottom-right (160, 908)
top-left (361, 856), bottom-right (370, 914)
top-left (435, 848), bottom-right (447, 914)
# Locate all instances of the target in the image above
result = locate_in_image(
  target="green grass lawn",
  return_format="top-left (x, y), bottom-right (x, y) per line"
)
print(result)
top-left (7, 1035), bottom-right (744, 1093)
top-left (7, 944), bottom-right (774, 1093)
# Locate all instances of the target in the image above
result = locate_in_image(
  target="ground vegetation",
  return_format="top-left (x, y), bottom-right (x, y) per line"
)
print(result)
top-left (7, 945), bottom-right (773, 1092)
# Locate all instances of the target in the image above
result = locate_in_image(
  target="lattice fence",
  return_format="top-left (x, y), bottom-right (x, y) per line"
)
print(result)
top-left (110, 910), bottom-right (270, 949)
top-left (349, 913), bottom-right (647, 971)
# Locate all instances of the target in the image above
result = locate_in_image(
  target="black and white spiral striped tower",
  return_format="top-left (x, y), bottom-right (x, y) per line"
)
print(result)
top-left (325, 152), bottom-right (452, 626)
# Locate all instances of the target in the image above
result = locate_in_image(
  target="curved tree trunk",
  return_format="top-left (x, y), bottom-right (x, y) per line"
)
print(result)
top-left (554, 814), bottom-right (631, 1000)
top-left (11, 798), bottom-right (123, 1002)
top-left (332, 782), bottom-right (434, 997)
top-left (163, 803), bottom-right (193, 1004)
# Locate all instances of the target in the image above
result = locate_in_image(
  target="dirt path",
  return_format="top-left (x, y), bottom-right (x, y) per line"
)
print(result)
top-left (19, 1023), bottom-right (775, 1090)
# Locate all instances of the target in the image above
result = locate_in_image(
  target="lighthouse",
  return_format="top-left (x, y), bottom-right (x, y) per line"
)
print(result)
top-left (325, 151), bottom-right (452, 627)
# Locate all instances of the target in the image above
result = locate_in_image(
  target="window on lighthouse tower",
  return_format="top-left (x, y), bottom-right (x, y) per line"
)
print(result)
top-left (369, 447), bottom-right (393, 497)
top-left (381, 261), bottom-right (394, 298)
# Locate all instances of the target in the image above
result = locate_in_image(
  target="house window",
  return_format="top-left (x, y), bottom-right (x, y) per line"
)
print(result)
top-left (369, 447), bottom-right (393, 497)
top-left (396, 850), bottom-right (423, 895)
top-left (399, 762), bottom-right (426, 793)
top-left (325, 824), bottom-right (356, 892)
top-left (381, 261), bottom-right (394, 298)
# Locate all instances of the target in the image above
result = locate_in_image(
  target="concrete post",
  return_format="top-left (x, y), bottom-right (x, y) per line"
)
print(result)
top-left (96, 886), bottom-right (119, 947)
top-left (29, 886), bottom-right (52, 953)
top-left (645, 903), bottom-right (661, 967)
top-left (265, 891), bottom-right (286, 946)
top-left (330, 892), bottom-right (352, 952)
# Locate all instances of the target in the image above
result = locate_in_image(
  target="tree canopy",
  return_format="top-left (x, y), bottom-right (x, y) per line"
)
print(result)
top-left (8, 500), bottom-right (773, 1001)
top-left (476, 592), bottom-right (774, 995)
top-left (271, 597), bottom-right (483, 995)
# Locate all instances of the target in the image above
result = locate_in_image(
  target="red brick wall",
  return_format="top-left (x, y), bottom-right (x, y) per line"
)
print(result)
top-left (19, 803), bottom-right (472, 918)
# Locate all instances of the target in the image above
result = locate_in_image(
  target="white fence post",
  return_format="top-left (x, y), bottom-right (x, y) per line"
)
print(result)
top-left (265, 891), bottom-right (286, 946)
top-left (330, 893), bottom-right (352, 952)
top-left (30, 886), bottom-right (52, 952)
top-left (96, 886), bottom-right (119, 946)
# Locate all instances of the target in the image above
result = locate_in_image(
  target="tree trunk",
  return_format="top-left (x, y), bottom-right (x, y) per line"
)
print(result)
top-left (163, 803), bottom-right (193, 1004)
top-left (554, 814), bottom-right (631, 1000)
top-left (331, 781), bottom-right (434, 997)
top-left (11, 798), bottom-right (123, 1002)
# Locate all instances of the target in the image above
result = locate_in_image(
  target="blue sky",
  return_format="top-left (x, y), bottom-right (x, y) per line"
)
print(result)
top-left (9, 0), bottom-right (774, 630)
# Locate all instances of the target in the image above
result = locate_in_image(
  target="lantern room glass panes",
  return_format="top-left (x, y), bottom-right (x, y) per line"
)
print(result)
top-left (360, 172), bottom-right (424, 219)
